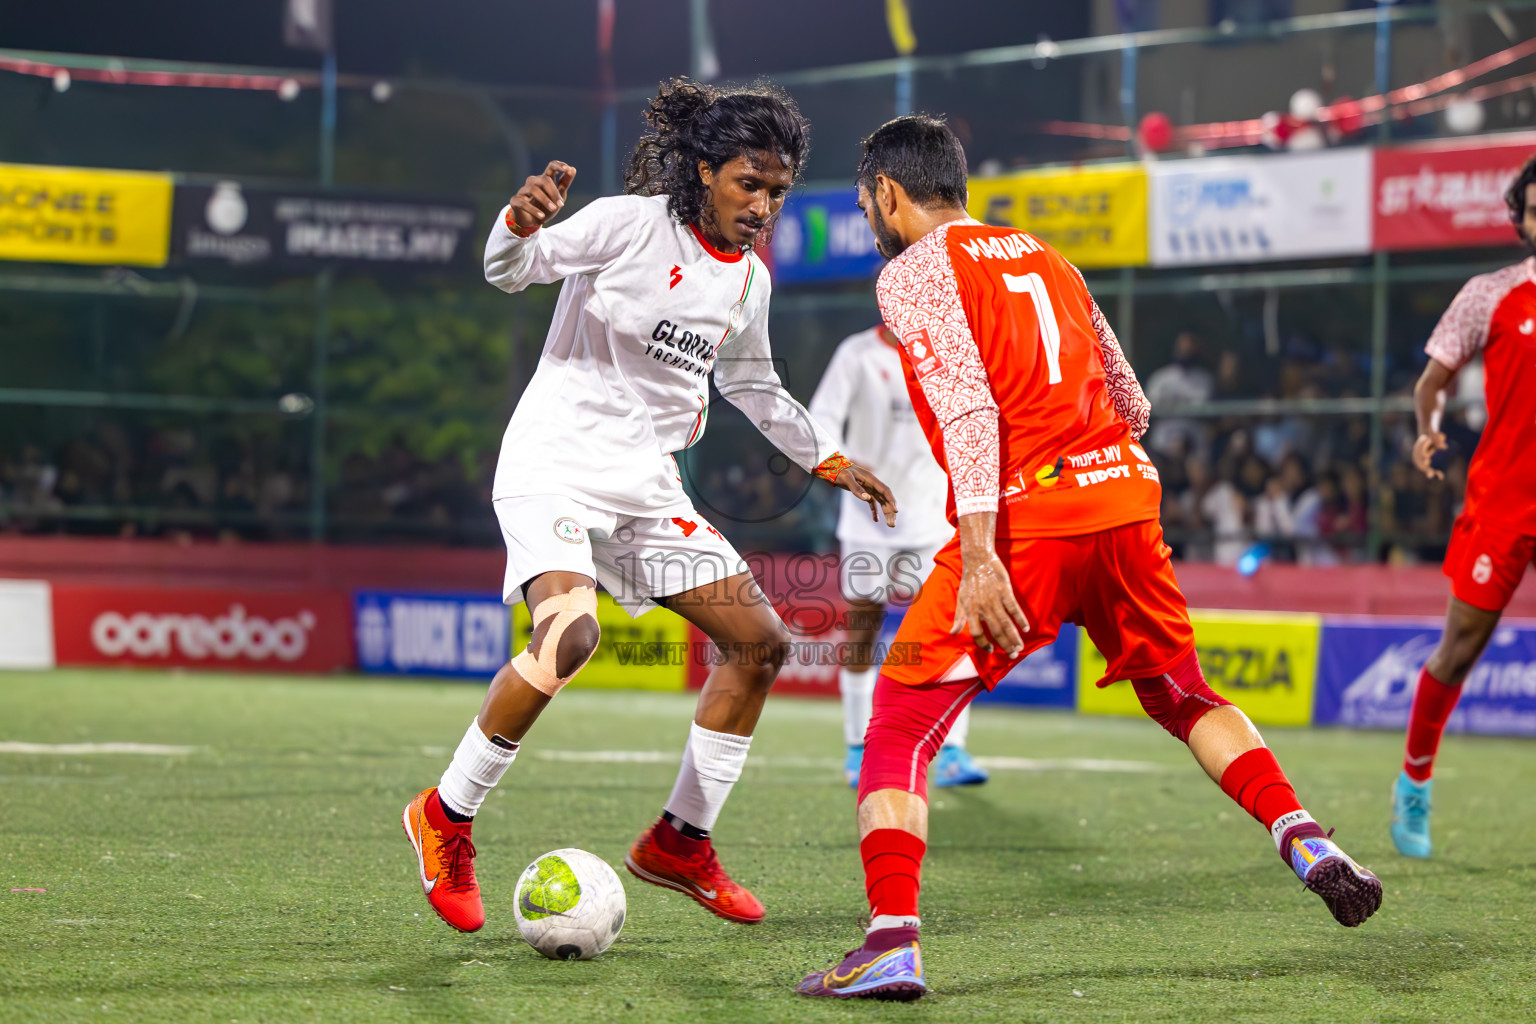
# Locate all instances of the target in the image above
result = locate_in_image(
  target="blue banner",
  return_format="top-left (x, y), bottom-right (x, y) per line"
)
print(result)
top-left (1315, 619), bottom-right (1536, 737)
top-left (354, 591), bottom-right (508, 678)
top-left (876, 614), bottom-right (1077, 709)
top-left (766, 187), bottom-right (885, 285)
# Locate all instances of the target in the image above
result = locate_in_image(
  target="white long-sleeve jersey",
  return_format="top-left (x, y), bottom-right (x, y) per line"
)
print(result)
top-left (485, 193), bottom-right (838, 518)
top-left (809, 327), bottom-right (953, 549)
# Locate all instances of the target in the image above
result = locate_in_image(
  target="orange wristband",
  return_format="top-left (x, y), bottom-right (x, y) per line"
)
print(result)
top-left (505, 208), bottom-right (540, 238)
top-left (814, 453), bottom-right (852, 483)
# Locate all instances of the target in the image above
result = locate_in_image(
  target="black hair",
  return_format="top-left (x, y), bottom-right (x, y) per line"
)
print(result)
top-left (1507, 153), bottom-right (1536, 243)
top-left (625, 76), bottom-right (809, 239)
top-left (855, 114), bottom-right (969, 209)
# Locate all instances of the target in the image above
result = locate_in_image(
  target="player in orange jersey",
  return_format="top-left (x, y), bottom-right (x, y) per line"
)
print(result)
top-left (797, 116), bottom-right (1381, 1002)
top-left (1390, 154), bottom-right (1536, 859)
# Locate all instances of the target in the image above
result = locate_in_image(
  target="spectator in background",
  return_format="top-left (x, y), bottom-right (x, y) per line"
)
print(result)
top-left (1201, 456), bottom-right (1250, 566)
top-left (1144, 331), bottom-right (1214, 458)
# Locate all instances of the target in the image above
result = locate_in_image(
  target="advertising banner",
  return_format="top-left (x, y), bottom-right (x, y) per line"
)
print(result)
top-left (974, 625), bottom-right (1078, 709)
top-left (170, 181), bottom-right (477, 271)
top-left (0, 579), bottom-right (54, 670)
top-left (52, 584), bottom-right (352, 672)
top-left (1315, 619), bottom-right (1536, 737)
top-left (516, 592), bottom-right (688, 692)
top-left (1372, 135), bottom-right (1536, 252)
top-left (1079, 610), bottom-right (1321, 726)
top-left (0, 163), bottom-right (173, 267)
top-left (967, 164), bottom-right (1148, 268)
top-left (355, 591), bottom-right (509, 678)
top-left (766, 186), bottom-right (884, 285)
top-left (1149, 149), bottom-right (1371, 266)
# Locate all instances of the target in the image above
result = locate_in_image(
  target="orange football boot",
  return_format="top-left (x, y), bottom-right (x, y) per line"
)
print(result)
top-left (625, 818), bottom-right (765, 924)
top-left (402, 787), bottom-right (484, 932)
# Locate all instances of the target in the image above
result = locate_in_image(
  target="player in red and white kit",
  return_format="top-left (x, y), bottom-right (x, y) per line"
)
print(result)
top-left (798, 116), bottom-right (1381, 1002)
top-left (401, 79), bottom-right (896, 934)
top-left (1391, 155), bottom-right (1536, 859)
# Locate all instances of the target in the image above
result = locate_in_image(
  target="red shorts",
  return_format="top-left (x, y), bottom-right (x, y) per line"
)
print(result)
top-left (881, 517), bottom-right (1195, 689)
top-left (1444, 513), bottom-right (1536, 613)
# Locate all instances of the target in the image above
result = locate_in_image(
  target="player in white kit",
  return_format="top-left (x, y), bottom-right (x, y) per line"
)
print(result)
top-left (810, 326), bottom-right (988, 788)
top-left (401, 78), bottom-right (897, 933)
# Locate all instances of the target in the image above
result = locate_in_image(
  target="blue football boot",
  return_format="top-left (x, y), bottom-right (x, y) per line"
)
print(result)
top-left (933, 745), bottom-right (989, 787)
top-left (844, 745), bottom-right (863, 788)
top-left (1391, 771), bottom-right (1433, 859)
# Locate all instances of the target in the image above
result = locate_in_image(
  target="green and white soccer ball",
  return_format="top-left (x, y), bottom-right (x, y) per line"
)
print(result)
top-left (513, 848), bottom-right (627, 960)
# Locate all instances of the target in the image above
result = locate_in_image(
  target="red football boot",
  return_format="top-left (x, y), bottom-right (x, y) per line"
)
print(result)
top-left (402, 787), bottom-right (484, 932)
top-left (625, 818), bottom-right (765, 924)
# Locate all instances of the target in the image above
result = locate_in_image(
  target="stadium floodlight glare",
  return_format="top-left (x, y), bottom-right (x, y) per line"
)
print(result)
top-left (279, 393), bottom-right (315, 416)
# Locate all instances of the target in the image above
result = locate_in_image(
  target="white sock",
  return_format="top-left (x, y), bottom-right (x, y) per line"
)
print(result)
top-left (663, 722), bottom-right (752, 832)
top-left (840, 667), bottom-right (877, 747)
top-left (437, 718), bottom-right (518, 818)
top-left (869, 914), bottom-right (921, 932)
top-left (942, 704), bottom-right (972, 750)
top-left (1270, 809), bottom-right (1318, 853)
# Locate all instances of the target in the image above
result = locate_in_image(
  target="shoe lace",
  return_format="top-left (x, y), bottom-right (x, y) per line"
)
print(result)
top-left (1399, 791), bottom-right (1430, 817)
top-left (440, 831), bottom-right (478, 892)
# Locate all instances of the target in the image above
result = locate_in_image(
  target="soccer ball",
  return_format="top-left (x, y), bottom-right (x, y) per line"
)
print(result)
top-left (513, 848), bottom-right (627, 960)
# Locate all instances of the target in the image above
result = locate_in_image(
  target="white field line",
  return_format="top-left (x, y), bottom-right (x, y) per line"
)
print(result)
top-left (535, 750), bottom-right (1163, 773)
top-left (0, 742), bottom-right (198, 756)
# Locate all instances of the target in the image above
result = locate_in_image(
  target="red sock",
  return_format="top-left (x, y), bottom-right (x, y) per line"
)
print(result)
top-left (861, 829), bottom-right (925, 921)
top-left (1404, 666), bottom-right (1461, 782)
top-left (1219, 748), bottom-right (1324, 862)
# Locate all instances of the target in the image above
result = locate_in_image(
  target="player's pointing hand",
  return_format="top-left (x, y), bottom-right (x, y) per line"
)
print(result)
top-left (508, 160), bottom-right (577, 232)
top-left (1412, 431), bottom-right (1447, 481)
top-left (834, 464), bottom-right (899, 527)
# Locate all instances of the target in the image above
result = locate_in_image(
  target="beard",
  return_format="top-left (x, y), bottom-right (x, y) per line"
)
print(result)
top-left (870, 203), bottom-right (906, 260)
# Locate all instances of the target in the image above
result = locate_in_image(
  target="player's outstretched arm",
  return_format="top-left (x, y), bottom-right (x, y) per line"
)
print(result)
top-left (813, 456), bottom-right (898, 527)
top-left (1412, 358), bottom-right (1455, 480)
top-left (950, 511), bottom-right (1027, 657)
top-left (484, 162), bottom-right (640, 295)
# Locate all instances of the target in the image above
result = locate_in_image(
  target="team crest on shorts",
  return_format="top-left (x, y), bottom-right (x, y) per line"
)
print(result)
top-left (1473, 553), bottom-right (1493, 584)
top-left (552, 517), bottom-right (586, 545)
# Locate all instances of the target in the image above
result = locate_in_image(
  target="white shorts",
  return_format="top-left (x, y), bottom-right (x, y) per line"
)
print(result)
top-left (838, 537), bottom-right (947, 606)
top-left (495, 494), bottom-right (748, 617)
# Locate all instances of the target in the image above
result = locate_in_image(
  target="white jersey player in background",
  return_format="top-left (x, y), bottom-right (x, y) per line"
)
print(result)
top-left (810, 325), bottom-right (989, 788)
top-left (402, 78), bottom-right (897, 934)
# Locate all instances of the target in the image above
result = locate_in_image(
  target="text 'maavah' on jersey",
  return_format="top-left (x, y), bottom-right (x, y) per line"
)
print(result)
top-left (1426, 256), bottom-right (1536, 533)
top-left (876, 219), bottom-right (1156, 538)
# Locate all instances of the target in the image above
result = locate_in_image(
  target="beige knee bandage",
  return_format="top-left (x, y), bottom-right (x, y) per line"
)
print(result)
top-left (512, 586), bottom-right (599, 697)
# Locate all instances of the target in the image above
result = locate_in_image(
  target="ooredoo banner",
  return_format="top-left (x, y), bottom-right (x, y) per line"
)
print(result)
top-left (1372, 135), bottom-right (1536, 252)
top-left (1315, 619), bottom-right (1536, 737)
top-left (1149, 150), bottom-right (1371, 266)
top-left (966, 163), bottom-right (1149, 268)
top-left (51, 584), bottom-right (352, 672)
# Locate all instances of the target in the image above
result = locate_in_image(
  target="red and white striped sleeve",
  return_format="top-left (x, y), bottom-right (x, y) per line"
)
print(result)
top-left (1087, 294), bottom-right (1151, 440)
top-left (1425, 263), bottom-right (1527, 371)
top-left (875, 226), bottom-right (1000, 516)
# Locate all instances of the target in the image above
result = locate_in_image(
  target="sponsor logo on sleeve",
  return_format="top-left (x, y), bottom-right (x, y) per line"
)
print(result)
top-left (904, 329), bottom-right (945, 379)
top-left (553, 517), bottom-right (586, 545)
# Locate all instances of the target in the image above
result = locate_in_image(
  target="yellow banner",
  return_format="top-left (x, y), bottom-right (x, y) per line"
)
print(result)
top-left (967, 164), bottom-right (1148, 268)
top-left (1078, 610), bottom-right (1321, 726)
top-left (0, 163), bottom-right (173, 267)
top-left (513, 592), bottom-right (688, 692)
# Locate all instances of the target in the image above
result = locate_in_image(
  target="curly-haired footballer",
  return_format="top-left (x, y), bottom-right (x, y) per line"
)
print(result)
top-left (402, 78), bottom-right (897, 933)
top-left (1390, 154), bottom-right (1536, 859)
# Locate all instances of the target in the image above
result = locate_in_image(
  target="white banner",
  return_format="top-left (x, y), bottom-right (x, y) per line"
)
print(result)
top-left (1150, 149), bottom-right (1372, 266)
top-left (0, 579), bottom-right (54, 669)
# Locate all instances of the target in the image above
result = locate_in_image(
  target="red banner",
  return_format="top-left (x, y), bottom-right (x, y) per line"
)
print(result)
top-left (52, 584), bottom-right (352, 672)
top-left (1373, 135), bottom-right (1536, 251)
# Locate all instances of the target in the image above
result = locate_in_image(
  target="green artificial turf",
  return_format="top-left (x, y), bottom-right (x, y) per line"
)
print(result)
top-left (2, 669), bottom-right (1533, 1023)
